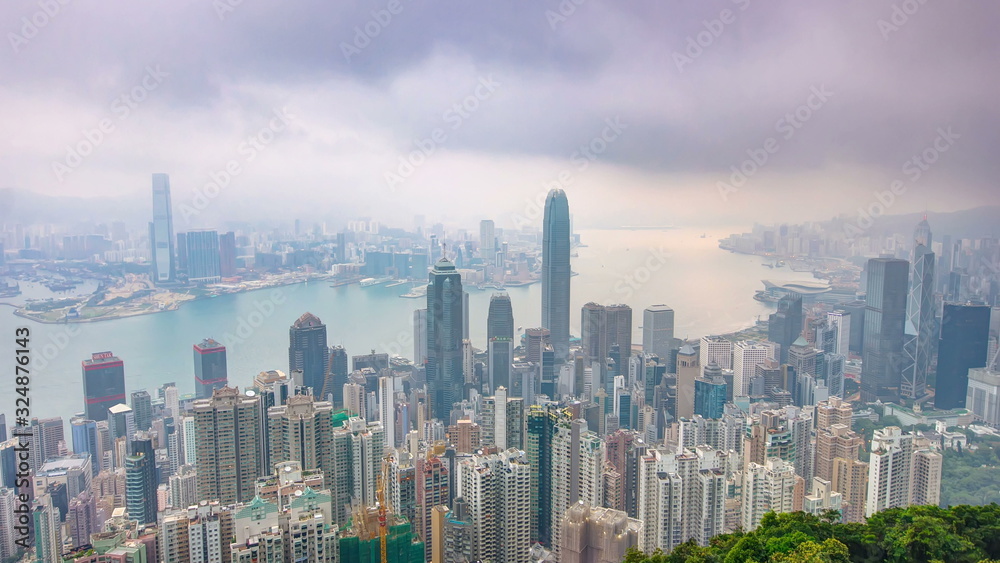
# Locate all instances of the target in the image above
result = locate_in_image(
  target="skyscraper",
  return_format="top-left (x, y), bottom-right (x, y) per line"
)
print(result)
top-left (325, 345), bottom-right (349, 406)
top-left (865, 427), bottom-right (942, 517)
top-left (194, 338), bottom-right (228, 399)
top-left (426, 257), bottom-right (465, 422)
top-left (267, 394), bottom-right (336, 488)
top-left (542, 189), bottom-right (571, 360)
top-left (581, 303), bottom-right (633, 388)
top-left (487, 293), bottom-right (514, 393)
top-left (733, 341), bottom-right (771, 398)
top-left (125, 434), bottom-right (157, 526)
top-left (192, 387), bottom-right (262, 504)
top-left (458, 449), bottom-right (532, 562)
top-left (768, 294), bottom-right (803, 364)
top-left (150, 173), bottom-right (175, 283)
top-left (185, 229), bottom-right (222, 284)
top-left (479, 219), bottom-right (496, 262)
top-left (935, 303), bottom-right (990, 410)
top-left (130, 390), bottom-right (152, 432)
top-left (81, 351), bottom-right (126, 422)
top-left (861, 257), bottom-right (909, 403)
top-left (289, 312), bottom-right (329, 396)
top-left (642, 305), bottom-right (675, 361)
top-left (219, 230), bottom-right (237, 278)
top-left (550, 419), bottom-right (604, 556)
top-left (903, 243), bottom-right (935, 399)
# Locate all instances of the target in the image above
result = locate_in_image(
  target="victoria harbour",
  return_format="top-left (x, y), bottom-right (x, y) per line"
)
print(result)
top-left (1, 227), bottom-right (818, 423)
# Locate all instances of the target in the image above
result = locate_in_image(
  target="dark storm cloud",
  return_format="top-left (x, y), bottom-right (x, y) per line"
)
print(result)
top-left (1, 0), bottom-right (996, 224)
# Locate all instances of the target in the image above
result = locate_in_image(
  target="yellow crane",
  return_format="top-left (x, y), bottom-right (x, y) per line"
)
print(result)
top-left (376, 455), bottom-right (395, 563)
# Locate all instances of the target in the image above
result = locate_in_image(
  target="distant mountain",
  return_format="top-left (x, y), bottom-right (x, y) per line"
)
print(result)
top-left (826, 205), bottom-right (1000, 239)
top-left (0, 188), bottom-right (147, 228)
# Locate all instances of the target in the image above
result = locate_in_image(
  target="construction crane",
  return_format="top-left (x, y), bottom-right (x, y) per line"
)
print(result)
top-left (376, 456), bottom-right (394, 563)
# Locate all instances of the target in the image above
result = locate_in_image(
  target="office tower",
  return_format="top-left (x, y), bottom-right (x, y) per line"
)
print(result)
top-left (675, 344), bottom-right (699, 420)
top-left (457, 449), bottom-right (532, 562)
top-left (289, 312), bottom-right (329, 396)
top-left (542, 188), bottom-right (571, 360)
top-left (194, 338), bottom-right (229, 399)
top-left (733, 341), bottom-right (771, 398)
top-left (130, 390), bottom-right (152, 432)
top-left (33, 495), bottom-right (62, 563)
top-left (550, 419), bottom-right (604, 556)
top-left (29, 417), bottom-right (65, 472)
top-left (967, 366), bottom-right (1000, 426)
top-left (861, 257), bottom-right (910, 403)
top-left (827, 311), bottom-right (851, 358)
top-left (107, 404), bottom-right (135, 443)
top-left (487, 293), bottom-right (514, 393)
top-left (768, 294), bottom-right (803, 364)
top-left (324, 345), bottom-right (349, 406)
top-left (865, 427), bottom-right (942, 517)
top-left (642, 305), bottom-right (675, 361)
top-left (267, 394), bottom-right (336, 481)
top-left (185, 229), bottom-right (222, 283)
top-left (352, 351), bottom-right (390, 372)
top-left (0, 489), bottom-right (17, 560)
top-left (525, 405), bottom-right (572, 546)
top-left (125, 434), bottom-right (157, 526)
top-left (742, 458), bottom-right (801, 531)
top-left (150, 173), bottom-right (175, 283)
top-left (0, 415), bottom-right (5, 443)
top-left (160, 501), bottom-right (235, 563)
top-left (635, 446), bottom-right (727, 553)
top-left (176, 231), bottom-right (189, 275)
top-left (480, 219), bottom-right (496, 261)
top-left (694, 376), bottom-right (727, 419)
top-left (903, 244), bottom-right (935, 399)
top-left (378, 375), bottom-right (397, 449)
top-left (70, 417), bottom-right (99, 475)
top-left (193, 387), bottom-right (262, 504)
top-left (414, 309), bottom-right (428, 368)
top-left (936, 303), bottom-right (991, 409)
top-left (81, 352), bottom-right (126, 422)
top-left (700, 336), bottom-right (733, 370)
top-left (219, 230), bottom-right (237, 277)
top-left (426, 257), bottom-right (465, 421)
top-left (416, 455), bottom-right (450, 561)
top-left (525, 327), bottom-right (551, 364)
top-left (581, 303), bottom-right (633, 388)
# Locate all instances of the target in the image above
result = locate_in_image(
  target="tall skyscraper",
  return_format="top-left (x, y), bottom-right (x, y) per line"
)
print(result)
top-left (288, 312), bottom-right (329, 396)
top-left (267, 394), bottom-right (336, 487)
top-left (733, 341), bottom-right (771, 398)
top-left (219, 230), bottom-right (237, 277)
top-left (130, 390), bottom-right (152, 432)
top-left (550, 419), bottom-right (604, 557)
top-left (903, 243), bottom-right (935, 399)
top-left (487, 293), bottom-right (515, 393)
top-left (642, 305), bottom-right (675, 361)
top-left (827, 311), bottom-right (851, 358)
top-left (700, 336), bottom-right (733, 370)
top-left (325, 345), bottom-right (349, 406)
top-left (768, 294), bottom-right (803, 364)
top-left (861, 257), bottom-right (910, 403)
top-left (581, 303), bottom-right (633, 388)
top-left (542, 188), bottom-right (571, 360)
top-left (185, 229), bottom-right (222, 284)
top-left (192, 387), bottom-right (262, 504)
top-left (150, 173), bottom-right (175, 283)
top-left (416, 455), bottom-right (450, 562)
top-left (194, 338), bottom-right (228, 399)
top-left (935, 303), bottom-right (991, 409)
top-left (426, 257), bottom-right (465, 422)
top-left (125, 434), bottom-right (157, 526)
top-left (81, 351), bottom-right (126, 422)
top-left (479, 219), bottom-right (496, 262)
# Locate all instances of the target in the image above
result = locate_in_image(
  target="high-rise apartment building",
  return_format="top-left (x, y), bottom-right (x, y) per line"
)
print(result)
top-left (742, 458), bottom-right (802, 531)
top-left (865, 427), bottom-right (942, 517)
top-left (542, 189), bottom-right (571, 360)
top-left (458, 449), bottom-right (532, 562)
top-left (193, 387), bottom-right (262, 504)
top-left (550, 419), bottom-right (604, 557)
top-left (560, 503), bottom-right (641, 563)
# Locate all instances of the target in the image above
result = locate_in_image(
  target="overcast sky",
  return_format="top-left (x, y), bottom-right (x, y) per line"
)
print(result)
top-left (1, 0), bottom-right (997, 230)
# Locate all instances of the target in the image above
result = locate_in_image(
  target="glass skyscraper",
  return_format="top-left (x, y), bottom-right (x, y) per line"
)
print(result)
top-left (194, 338), bottom-right (228, 399)
top-left (81, 352), bottom-right (126, 422)
top-left (935, 303), bottom-right (990, 410)
top-left (541, 189), bottom-right (571, 360)
top-left (288, 312), bottom-right (329, 396)
top-left (861, 257), bottom-right (909, 403)
top-left (150, 173), bottom-right (175, 283)
top-left (426, 258), bottom-right (465, 422)
top-left (487, 293), bottom-right (514, 393)
top-left (902, 243), bottom-right (935, 399)
top-left (185, 229), bottom-right (222, 284)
